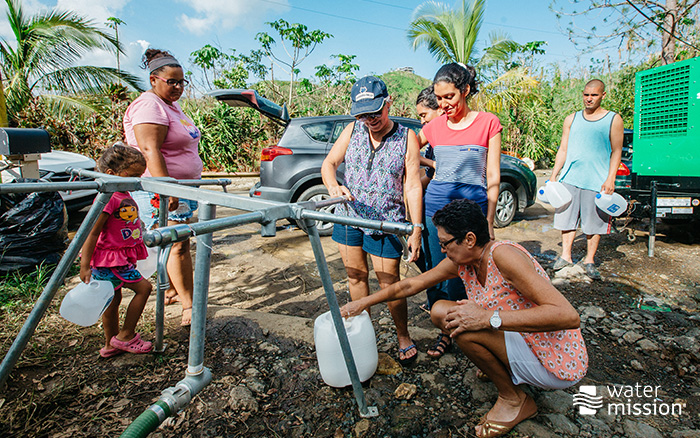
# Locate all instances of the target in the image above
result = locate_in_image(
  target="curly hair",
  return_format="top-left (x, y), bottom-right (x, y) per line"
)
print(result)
top-left (141, 48), bottom-right (181, 75)
top-left (97, 142), bottom-right (146, 174)
top-left (431, 199), bottom-right (490, 246)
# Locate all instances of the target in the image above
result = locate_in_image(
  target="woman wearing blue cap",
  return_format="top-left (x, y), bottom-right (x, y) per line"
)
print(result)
top-left (321, 75), bottom-right (423, 365)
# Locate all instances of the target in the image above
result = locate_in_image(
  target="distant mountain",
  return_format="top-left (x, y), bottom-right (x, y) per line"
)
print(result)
top-left (379, 70), bottom-right (432, 118)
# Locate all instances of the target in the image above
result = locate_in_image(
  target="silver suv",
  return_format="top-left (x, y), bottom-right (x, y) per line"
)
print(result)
top-left (211, 89), bottom-right (537, 235)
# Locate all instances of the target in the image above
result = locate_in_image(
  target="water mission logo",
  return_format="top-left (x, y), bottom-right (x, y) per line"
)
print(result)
top-left (573, 385), bottom-right (604, 415)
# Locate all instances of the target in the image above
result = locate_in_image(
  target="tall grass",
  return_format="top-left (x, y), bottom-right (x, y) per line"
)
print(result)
top-left (0, 263), bottom-right (56, 310)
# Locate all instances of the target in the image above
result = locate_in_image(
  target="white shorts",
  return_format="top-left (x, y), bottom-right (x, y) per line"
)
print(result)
top-left (504, 331), bottom-right (580, 390)
top-left (552, 182), bottom-right (612, 235)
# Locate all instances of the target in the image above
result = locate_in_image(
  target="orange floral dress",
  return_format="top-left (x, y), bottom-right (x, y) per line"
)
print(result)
top-left (457, 241), bottom-right (588, 381)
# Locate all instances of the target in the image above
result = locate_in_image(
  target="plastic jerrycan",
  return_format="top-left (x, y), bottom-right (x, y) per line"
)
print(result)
top-left (137, 246), bottom-right (159, 279)
top-left (314, 310), bottom-right (378, 388)
top-left (60, 280), bottom-right (114, 326)
top-left (541, 181), bottom-right (572, 209)
top-left (595, 192), bottom-right (628, 217)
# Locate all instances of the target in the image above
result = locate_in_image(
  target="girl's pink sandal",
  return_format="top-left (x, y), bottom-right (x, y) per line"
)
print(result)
top-left (110, 333), bottom-right (153, 354)
top-left (99, 346), bottom-right (125, 358)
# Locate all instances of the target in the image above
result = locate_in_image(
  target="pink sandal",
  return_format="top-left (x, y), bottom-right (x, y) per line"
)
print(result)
top-left (99, 346), bottom-right (125, 358)
top-left (110, 333), bottom-right (153, 354)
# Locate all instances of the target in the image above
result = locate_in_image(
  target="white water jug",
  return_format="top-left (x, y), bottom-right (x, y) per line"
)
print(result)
top-left (60, 280), bottom-right (114, 326)
top-left (539, 181), bottom-right (572, 209)
top-left (536, 186), bottom-right (549, 204)
top-left (137, 246), bottom-right (158, 279)
top-left (314, 310), bottom-right (378, 388)
top-left (595, 192), bottom-right (628, 217)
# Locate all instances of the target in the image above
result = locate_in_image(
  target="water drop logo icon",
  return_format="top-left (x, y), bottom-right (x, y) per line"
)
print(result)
top-left (573, 385), bottom-right (604, 415)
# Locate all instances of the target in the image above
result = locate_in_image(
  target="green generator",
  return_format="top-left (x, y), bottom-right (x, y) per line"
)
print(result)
top-left (629, 57), bottom-right (700, 220)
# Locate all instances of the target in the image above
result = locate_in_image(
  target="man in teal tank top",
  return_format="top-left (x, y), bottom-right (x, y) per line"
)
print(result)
top-left (549, 79), bottom-right (624, 280)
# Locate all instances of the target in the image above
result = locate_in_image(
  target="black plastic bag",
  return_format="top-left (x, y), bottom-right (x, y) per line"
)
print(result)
top-left (0, 178), bottom-right (68, 273)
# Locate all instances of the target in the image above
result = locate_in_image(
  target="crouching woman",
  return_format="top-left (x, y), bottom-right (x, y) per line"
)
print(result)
top-left (340, 199), bottom-right (587, 438)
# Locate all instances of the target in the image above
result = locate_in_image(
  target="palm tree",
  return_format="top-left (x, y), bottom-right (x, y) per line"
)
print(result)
top-left (0, 0), bottom-right (142, 122)
top-left (105, 17), bottom-right (126, 74)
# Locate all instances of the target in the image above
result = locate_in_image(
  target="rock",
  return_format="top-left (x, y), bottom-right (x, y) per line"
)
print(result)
top-left (229, 385), bottom-right (259, 412)
top-left (544, 413), bottom-right (579, 435)
top-left (623, 419), bottom-right (663, 438)
top-left (438, 354), bottom-right (457, 366)
top-left (378, 317), bottom-right (392, 325)
top-left (354, 419), bottom-right (371, 437)
top-left (672, 430), bottom-right (700, 438)
top-left (672, 336), bottom-right (700, 358)
top-left (462, 370), bottom-right (498, 403)
top-left (579, 416), bottom-right (612, 436)
top-left (538, 390), bottom-right (573, 414)
top-left (513, 419), bottom-right (559, 437)
top-left (258, 342), bottom-right (280, 353)
top-left (623, 331), bottom-right (644, 343)
top-left (610, 328), bottom-right (626, 338)
top-left (555, 264), bottom-right (586, 280)
top-left (245, 377), bottom-right (265, 394)
top-left (580, 305), bottom-right (606, 320)
top-left (630, 359), bottom-right (644, 371)
top-left (394, 383), bottom-right (417, 400)
top-left (637, 338), bottom-right (661, 352)
top-left (245, 367), bottom-right (260, 377)
top-left (390, 404), bottom-right (426, 436)
top-left (551, 277), bottom-right (569, 288)
top-left (376, 352), bottom-right (402, 375)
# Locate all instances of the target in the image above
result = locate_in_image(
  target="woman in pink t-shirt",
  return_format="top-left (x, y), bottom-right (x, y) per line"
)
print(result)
top-left (124, 48), bottom-right (202, 326)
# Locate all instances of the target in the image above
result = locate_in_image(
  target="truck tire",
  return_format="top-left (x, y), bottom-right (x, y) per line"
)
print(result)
top-left (495, 182), bottom-right (517, 228)
top-left (295, 184), bottom-right (337, 236)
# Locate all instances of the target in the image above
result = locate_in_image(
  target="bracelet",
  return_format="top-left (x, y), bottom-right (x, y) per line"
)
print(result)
top-left (411, 223), bottom-right (424, 230)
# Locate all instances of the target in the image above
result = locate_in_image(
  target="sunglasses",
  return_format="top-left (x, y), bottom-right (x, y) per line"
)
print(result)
top-left (152, 75), bottom-right (190, 88)
top-left (438, 236), bottom-right (459, 250)
top-left (355, 109), bottom-right (384, 121)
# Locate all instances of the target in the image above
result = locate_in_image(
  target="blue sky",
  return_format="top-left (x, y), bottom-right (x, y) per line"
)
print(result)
top-left (0, 0), bottom-right (612, 89)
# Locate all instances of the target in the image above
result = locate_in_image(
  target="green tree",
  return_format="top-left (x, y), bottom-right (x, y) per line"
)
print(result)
top-left (105, 16), bottom-right (125, 74)
top-left (550, 0), bottom-right (700, 65)
top-left (0, 0), bottom-right (142, 123)
top-left (256, 19), bottom-right (332, 108)
top-left (189, 44), bottom-right (267, 91)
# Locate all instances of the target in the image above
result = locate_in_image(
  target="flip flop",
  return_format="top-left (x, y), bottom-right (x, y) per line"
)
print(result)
top-left (110, 333), bottom-right (153, 354)
top-left (397, 343), bottom-right (418, 366)
top-left (476, 395), bottom-right (538, 438)
top-left (99, 346), bottom-right (125, 358)
top-left (427, 332), bottom-right (452, 358)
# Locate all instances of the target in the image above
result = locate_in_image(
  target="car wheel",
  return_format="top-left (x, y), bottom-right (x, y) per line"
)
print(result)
top-left (495, 182), bottom-right (517, 228)
top-left (295, 184), bottom-right (337, 236)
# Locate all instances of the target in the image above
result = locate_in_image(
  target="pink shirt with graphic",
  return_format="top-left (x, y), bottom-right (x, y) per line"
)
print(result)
top-left (457, 241), bottom-right (588, 381)
top-left (123, 91), bottom-right (203, 180)
top-left (91, 192), bottom-right (148, 268)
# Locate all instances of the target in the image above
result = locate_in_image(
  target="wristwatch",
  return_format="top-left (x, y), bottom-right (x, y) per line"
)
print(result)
top-left (489, 310), bottom-right (502, 330)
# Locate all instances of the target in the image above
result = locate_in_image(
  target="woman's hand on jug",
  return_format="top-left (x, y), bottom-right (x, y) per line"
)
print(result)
top-left (340, 300), bottom-right (366, 318)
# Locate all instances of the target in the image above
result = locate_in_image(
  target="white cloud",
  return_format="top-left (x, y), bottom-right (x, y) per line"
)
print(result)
top-left (56, 0), bottom-right (130, 24)
top-left (177, 0), bottom-right (289, 35)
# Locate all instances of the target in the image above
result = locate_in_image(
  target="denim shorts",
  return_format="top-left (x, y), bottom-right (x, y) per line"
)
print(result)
top-left (92, 264), bottom-right (143, 290)
top-left (132, 191), bottom-right (198, 230)
top-left (331, 224), bottom-right (403, 259)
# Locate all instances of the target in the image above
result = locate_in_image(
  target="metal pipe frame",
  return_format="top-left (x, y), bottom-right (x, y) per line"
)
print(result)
top-left (0, 172), bottom-right (418, 423)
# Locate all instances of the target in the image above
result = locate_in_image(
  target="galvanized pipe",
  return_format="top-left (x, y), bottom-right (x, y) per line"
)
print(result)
top-left (300, 209), bottom-right (415, 236)
top-left (153, 195), bottom-right (169, 352)
top-left (304, 218), bottom-right (377, 418)
top-left (188, 202), bottom-right (215, 373)
top-left (144, 211), bottom-right (266, 246)
top-left (0, 191), bottom-right (114, 388)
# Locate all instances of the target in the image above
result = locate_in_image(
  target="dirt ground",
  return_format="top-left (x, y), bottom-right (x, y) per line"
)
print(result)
top-left (1, 177), bottom-right (700, 437)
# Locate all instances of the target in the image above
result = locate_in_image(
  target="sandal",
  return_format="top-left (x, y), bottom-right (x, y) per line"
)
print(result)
top-left (99, 346), bottom-right (125, 358)
top-left (397, 343), bottom-right (418, 366)
top-left (181, 307), bottom-right (192, 327)
top-left (427, 333), bottom-right (452, 358)
top-left (110, 333), bottom-right (153, 354)
top-left (476, 395), bottom-right (538, 438)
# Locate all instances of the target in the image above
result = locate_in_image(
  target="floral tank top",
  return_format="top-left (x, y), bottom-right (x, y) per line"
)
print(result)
top-left (457, 241), bottom-right (588, 381)
top-left (339, 121), bottom-right (408, 235)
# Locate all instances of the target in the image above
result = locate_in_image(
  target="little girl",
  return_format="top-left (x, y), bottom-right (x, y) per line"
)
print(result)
top-left (80, 143), bottom-right (153, 358)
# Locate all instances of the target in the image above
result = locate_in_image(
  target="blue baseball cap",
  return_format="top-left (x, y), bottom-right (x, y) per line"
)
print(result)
top-left (350, 76), bottom-right (389, 116)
